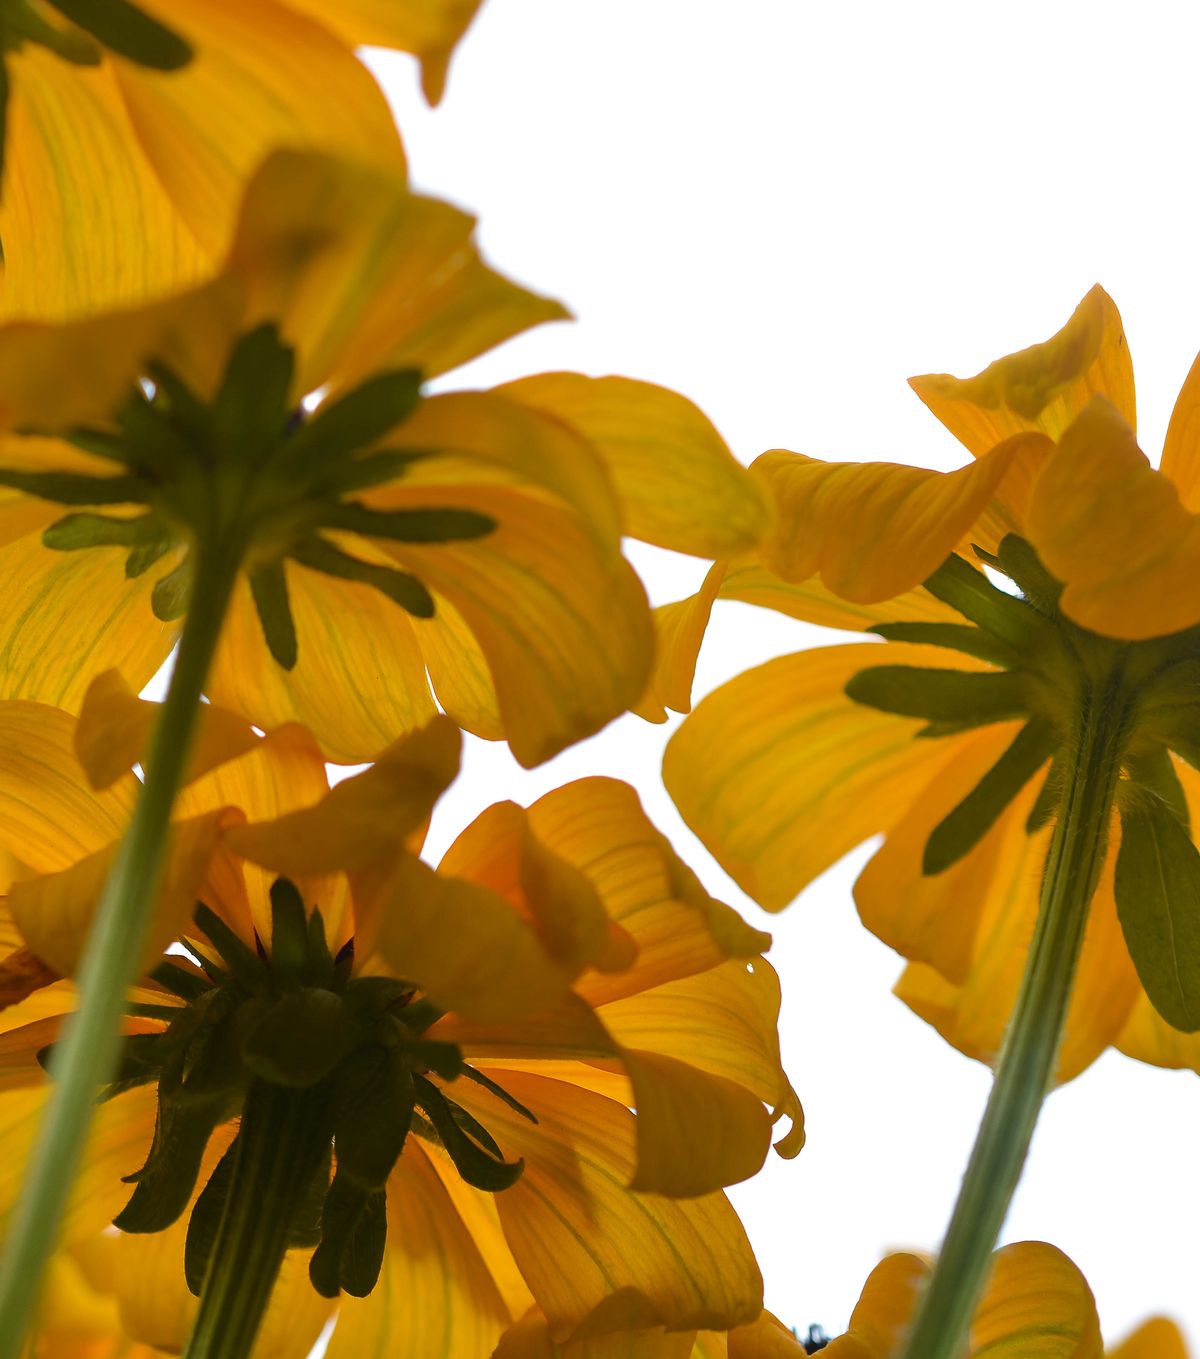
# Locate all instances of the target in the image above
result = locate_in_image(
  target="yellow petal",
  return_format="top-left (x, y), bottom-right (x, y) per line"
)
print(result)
top-left (120, 0), bottom-right (404, 260)
top-left (970, 1241), bottom-right (1102, 1358)
top-left (417, 590), bottom-right (505, 740)
top-left (664, 643), bottom-right (962, 910)
top-left (633, 565), bottom-right (725, 724)
top-left (206, 565), bottom-right (438, 765)
top-left (0, 701), bottom-right (134, 876)
top-left (723, 1314), bottom-right (810, 1358)
top-left (823, 1253), bottom-right (927, 1359)
top-left (227, 715), bottom-right (459, 876)
top-left (1107, 1317), bottom-right (1190, 1359)
top-left (0, 45), bottom-right (206, 322)
top-left (328, 1139), bottom-right (512, 1359)
top-left (750, 434), bottom-right (1043, 604)
top-left (1026, 396), bottom-right (1200, 638)
top-left (498, 375), bottom-right (772, 557)
top-left (909, 286), bottom-right (1136, 456)
top-left (452, 1071), bottom-right (763, 1339)
top-left (524, 778), bottom-right (770, 1005)
top-left (281, 0), bottom-right (485, 103)
top-left (366, 851), bottom-right (573, 1020)
top-left (76, 669), bottom-right (258, 791)
top-left (369, 485), bottom-right (653, 768)
top-left (495, 1310), bottom-right (698, 1359)
top-left (1114, 989), bottom-right (1200, 1073)
top-left (10, 808), bottom-right (237, 977)
top-left (1161, 352), bottom-right (1200, 512)
top-left (854, 727), bottom-right (1025, 985)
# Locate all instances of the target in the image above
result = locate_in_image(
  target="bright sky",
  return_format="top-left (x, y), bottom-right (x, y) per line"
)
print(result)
top-left (356, 1), bottom-right (1200, 1345)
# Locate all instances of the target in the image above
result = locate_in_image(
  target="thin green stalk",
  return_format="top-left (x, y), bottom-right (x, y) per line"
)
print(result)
top-left (0, 546), bottom-right (240, 1359)
top-left (896, 675), bottom-right (1131, 1359)
top-left (183, 1081), bottom-right (331, 1359)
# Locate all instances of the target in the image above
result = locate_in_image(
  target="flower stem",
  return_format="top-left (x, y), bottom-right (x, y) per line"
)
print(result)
top-left (183, 1080), bottom-right (332, 1359)
top-left (896, 671), bottom-right (1131, 1359)
top-left (0, 546), bottom-right (240, 1359)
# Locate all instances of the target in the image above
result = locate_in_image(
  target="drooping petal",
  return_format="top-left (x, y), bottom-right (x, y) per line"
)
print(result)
top-left (206, 568), bottom-right (437, 765)
top-left (664, 644), bottom-right (965, 910)
top-left (749, 434), bottom-right (1042, 604)
top-left (523, 778), bottom-right (770, 1004)
top-left (497, 375), bottom-right (772, 557)
top-left (452, 1071), bottom-right (763, 1340)
top-left (633, 565), bottom-right (725, 724)
top-left (909, 286), bottom-right (1136, 457)
top-left (327, 1140), bottom-right (513, 1359)
top-left (119, 0), bottom-right (404, 261)
top-left (1026, 396), bottom-right (1200, 639)
top-left (0, 45), bottom-right (206, 322)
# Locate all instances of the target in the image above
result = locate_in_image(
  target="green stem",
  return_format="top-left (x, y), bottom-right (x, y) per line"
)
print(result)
top-left (896, 674), bottom-right (1131, 1359)
top-left (183, 1081), bottom-right (331, 1359)
top-left (0, 546), bottom-right (240, 1359)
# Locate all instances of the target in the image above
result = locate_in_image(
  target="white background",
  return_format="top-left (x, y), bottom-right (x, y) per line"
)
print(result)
top-left (357, 2), bottom-right (1200, 1344)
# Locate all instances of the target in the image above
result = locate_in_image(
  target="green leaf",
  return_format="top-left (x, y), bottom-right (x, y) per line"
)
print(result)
top-left (45, 0), bottom-right (192, 69)
top-left (183, 1136), bottom-right (237, 1296)
top-left (1115, 797), bottom-right (1200, 1032)
top-left (870, 620), bottom-right (1019, 668)
top-left (291, 536), bottom-right (435, 618)
top-left (845, 665), bottom-right (1029, 726)
top-left (413, 1076), bottom-right (523, 1192)
top-left (249, 561), bottom-right (298, 670)
top-left (322, 502), bottom-right (496, 544)
top-left (924, 719), bottom-right (1055, 874)
top-left (923, 553), bottom-right (1041, 646)
top-left (1127, 748), bottom-right (1190, 833)
top-left (285, 370), bottom-right (423, 474)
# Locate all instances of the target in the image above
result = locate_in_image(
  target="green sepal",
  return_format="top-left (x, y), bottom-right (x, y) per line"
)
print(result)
top-left (144, 363), bottom-right (209, 446)
top-left (390, 997), bottom-right (442, 1035)
top-left (306, 908), bottom-right (336, 991)
top-left (322, 502), bottom-right (496, 544)
top-left (0, 468), bottom-right (146, 506)
top-left (923, 553), bottom-right (1041, 646)
top-left (194, 904), bottom-right (265, 991)
top-left (267, 877), bottom-right (309, 988)
top-left (212, 324), bottom-right (294, 460)
top-left (993, 535), bottom-right (1063, 613)
top-left (151, 555), bottom-right (193, 621)
top-left (97, 1032), bottom-right (167, 1102)
top-left (869, 621), bottom-right (1019, 668)
top-left (114, 385), bottom-right (195, 473)
top-left (249, 561), bottom-right (298, 670)
top-left (845, 665), bottom-right (1029, 726)
top-left (42, 511), bottom-right (164, 552)
top-left (413, 1076), bottom-right (524, 1191)
top-left (240, 989), bottom-right (347, 1087)
top-left (458, 1066), bottom-right (539, 1124)
top-left (1025, 755), bottom-right (1062, 834)
top-left (125, 536), bottom-right (174, 579)
top-left (45, 0), bottom-right (191, 69)
top-left (285, 369), bottom-right (423, 475)
top-left (0, 62), bottom-right (6, 190)
top-left (332, 1047), bottom-right (414, 1189)
top-left (288, 1143), bottom-right (333, 1251)
top-left (150, 959), bottom-right (212, 1002)
top-left (400, 1039), bottom-right (462, 1081)
top-left (316, 449), bottom-right (430, 497)
top-left (1115, 796), bottom-right (1200, 1032)
top-left (291, 536), bottom-right (435, 618)
top-left (924, 718), bottom-right (1056, 875)
top-left (309, 1176), bottom-right (387, 1300)
top-left (183, 1135), bottom-right (237, 1296)
top-left (3, 3), bottom-right (100, 63)
top-left (126, 1002), bottom-right (187, 1022)
top-left (342, 975), bottom-right (414, 1028)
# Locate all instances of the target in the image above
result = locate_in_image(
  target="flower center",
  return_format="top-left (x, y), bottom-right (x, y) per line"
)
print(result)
top-left (0, 325), bottom-right (496, 670)
top-left (62, 877), bottom-right (532, 1302)
top-left (846, 533), bottom-right (1200, 874)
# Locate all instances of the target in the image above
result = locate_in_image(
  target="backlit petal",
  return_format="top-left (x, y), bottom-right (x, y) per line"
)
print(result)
top-left (970, 1241), bottom-right (1102, 1358)
top-left (1107, 1318), bottom-right (1190, 1359)
top-left (824, 1253), bottom-right (926, 1358)
top-left (498, 375), bottom-right (772, 557)
top-left (1160, 352), bottom-right (1200, 511)
top-left (633, 565), bottom-right (724, 724)
top-left (909, 286), bottom-right (1135, 456)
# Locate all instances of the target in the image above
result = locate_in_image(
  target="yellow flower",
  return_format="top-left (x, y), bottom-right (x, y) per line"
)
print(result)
top-left (490, 1306), bottom-right (808, 1357)
top-left (0, 0), bottom-right (485, 322)
top-left (0, 687), bottom-right (800, 1356)
top-left (0, 148), bottom-right (769, 767)
top-left (662, 288), bottom-right (1200, 1082)
top-left (820, 1241), bottom-right (1187, 1359)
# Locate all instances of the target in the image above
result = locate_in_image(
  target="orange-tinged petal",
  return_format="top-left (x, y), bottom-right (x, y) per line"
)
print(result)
top-left (9, 809), bottom-right (239, 977)
top-left (370, 486), bottom-right (653, 768)
top-left (328, 1139), bottom-right (512, 1359)
top-left (664, 644), bottom-right (964, 911)
top-left (1107, 1317), bottom-right (1190, 1359)
top-left (910, 286), bottom-right (1136, 457)
top-left (121, 0), bottom-right (404, 261)
top-left (854, 727), bottom-right (1025, 985)
top-left (1026, 396), bottom-right (1200, 638)
top-left (452, 1072), bottom-right (763, 1339)
top-left (0, 701), bottom-right (134, 877)
top-left (206, 567), bottom-right (437, 765)
top-left (524, 779), bottom-right (770, 1005)
top-left (227, 715), bottom-right (459, 876)
top-left (0, 46), bottom-right (206, 322)
top-left (498, 375), bottom-right (772, 557)
top-left (970, 1241), bottom-right (1102, 1358)
top-left (750, 434), bottom-right (1044, 604)
top-left (368, 851), bottom-right (573, 1021)
top-left (633, 565), bottom-right (725, 724)
top-left (76, 669), bottom-right (257, 791)
top-left (1161, 352), bottom-right (1200, 511)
